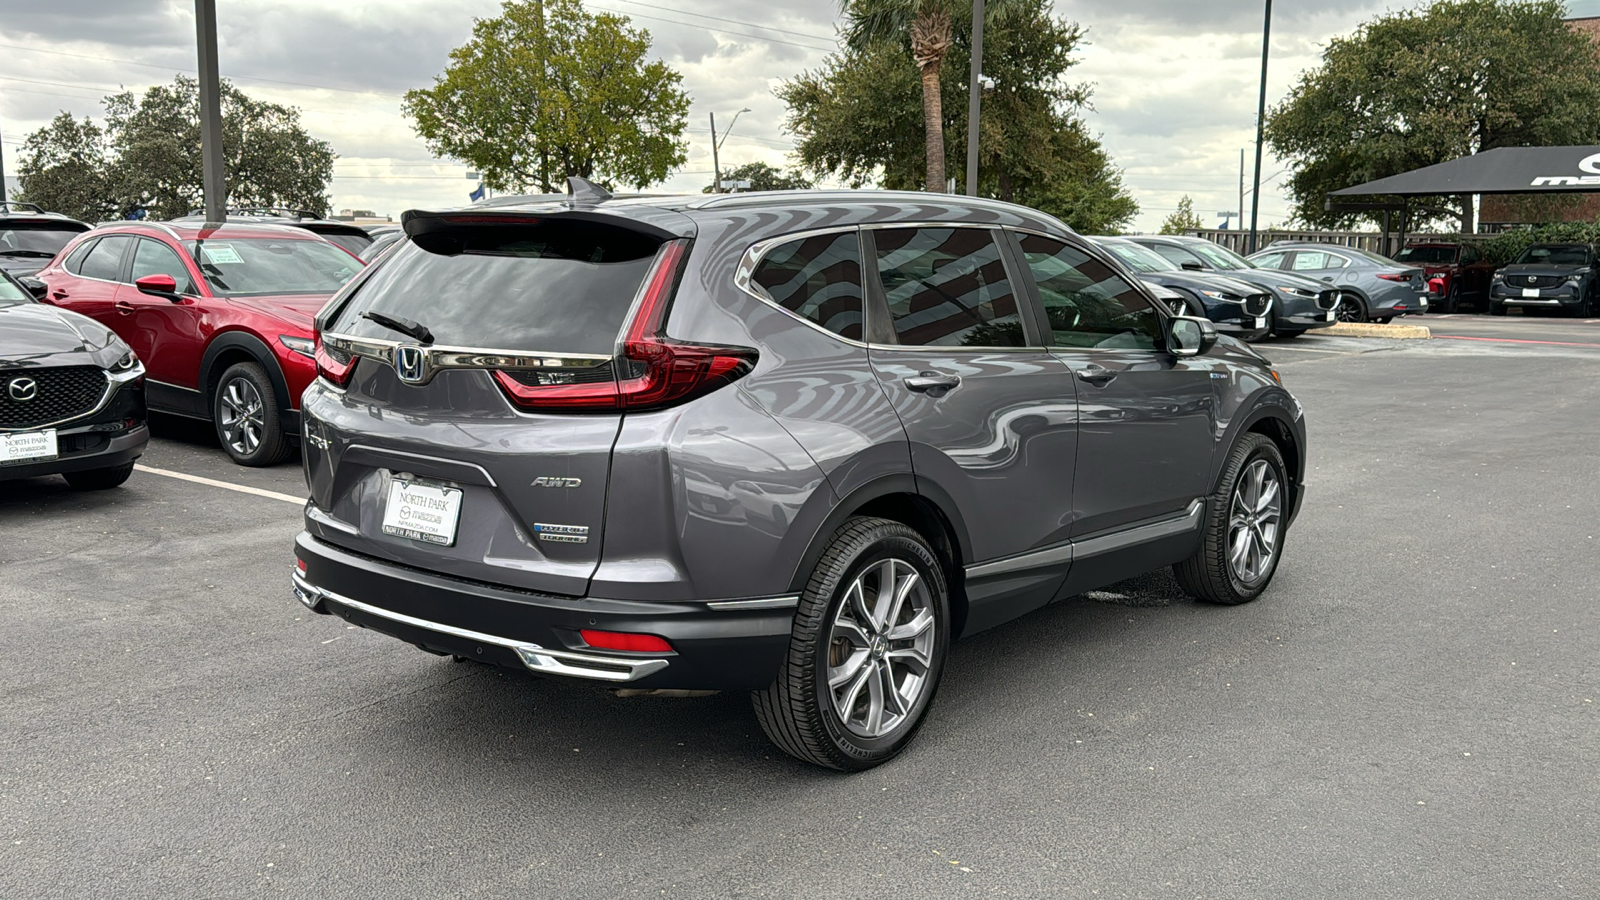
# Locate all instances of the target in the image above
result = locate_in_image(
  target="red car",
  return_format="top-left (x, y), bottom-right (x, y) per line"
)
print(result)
top-left (34, 221), bottom-right (364, 466)
top-left (1393, 242), bottom-right (1495, 313)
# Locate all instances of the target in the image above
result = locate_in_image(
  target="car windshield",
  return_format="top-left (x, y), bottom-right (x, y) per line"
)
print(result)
top-left (181, 238), bottom-right (363, 296)
top-left (1182, 240), bottom-right (1252, 270)
top-left (1395, 246), bottom-right (1457, 264)
top-left (1100, 240), bottom-right (1178, 274)
top-left (0, 275), bottom-right (32, 307)
top-left (0, 225), bottom-right (84, 258)
top-left (1516, 245), bottom-right (1591, 266)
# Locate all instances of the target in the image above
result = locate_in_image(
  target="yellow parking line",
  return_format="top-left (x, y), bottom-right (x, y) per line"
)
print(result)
top-left (133, 464), bottom-right (305, 506)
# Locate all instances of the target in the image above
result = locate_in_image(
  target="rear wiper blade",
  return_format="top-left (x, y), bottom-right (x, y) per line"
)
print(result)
top-left (363, 310), bottom-right (435, 345)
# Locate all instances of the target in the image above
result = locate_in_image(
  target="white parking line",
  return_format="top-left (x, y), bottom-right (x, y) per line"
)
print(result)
top-left (133, 464), bottom-right (305, 506)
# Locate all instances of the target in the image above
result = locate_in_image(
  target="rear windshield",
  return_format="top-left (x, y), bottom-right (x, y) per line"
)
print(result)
top-left (327, 220), bottom-right (661, 355)
top-left (0, 224), bottom-right (85, 260)
top-left (1395, 246), bottom-right (1456, 264)
top-left (182, 238), bottom-right (363, 296)
top-left (318, 233), bottom-right (373, 256)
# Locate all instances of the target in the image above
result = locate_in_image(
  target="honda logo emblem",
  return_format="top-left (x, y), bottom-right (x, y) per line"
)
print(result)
top-left (394, 346), bottom-right (428, 384)
top-left (7, 376), bottom-right (37, 402)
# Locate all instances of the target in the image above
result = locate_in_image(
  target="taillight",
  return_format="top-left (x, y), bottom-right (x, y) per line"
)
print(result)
top-left (494, 239), bottom-right (758, 412)
top-left (314, 329), bottom-right (356, 387)
top-left (579, 629), bottom-right (674, 653)
top-left (1377, 273), bottom-right (1411, 282)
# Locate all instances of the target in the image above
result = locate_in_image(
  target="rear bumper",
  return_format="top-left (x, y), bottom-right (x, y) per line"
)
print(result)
top-left (293, 533), bottom-right (795, 690)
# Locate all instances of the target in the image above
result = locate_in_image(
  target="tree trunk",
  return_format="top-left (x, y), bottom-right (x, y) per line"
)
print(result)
top-left (999, 170), bottom-right (1013, 203)
top-left (919, 62), bottom-right (945, 193)
top-left (910, 12), bottom-right (953, 194)
top-left (1459, 193), bottom-right (1475, 234)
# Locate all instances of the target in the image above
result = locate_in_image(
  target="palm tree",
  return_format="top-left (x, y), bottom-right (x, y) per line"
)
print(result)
top-left (843, 0), bottom-right (1015, 194)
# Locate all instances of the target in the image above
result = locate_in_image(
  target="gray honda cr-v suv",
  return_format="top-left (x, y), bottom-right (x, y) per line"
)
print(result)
top-left (291, 180), bottom-right (1307, 770)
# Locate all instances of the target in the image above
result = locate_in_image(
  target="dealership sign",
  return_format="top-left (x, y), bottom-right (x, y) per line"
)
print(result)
top-left (1530, 153), bottom-right (1600, 187)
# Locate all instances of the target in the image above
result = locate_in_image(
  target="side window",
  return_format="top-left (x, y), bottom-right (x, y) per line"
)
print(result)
top-left (1018, 234), bottom-right (1163, 351)
top-left (750, 231), bottom-right (863, 341)
top-left (131, 238), bottom-right (197, 294)
top-left (63, 238), bottom-right (99, 275)
top-left (1291, 251), bottom-right (1330, 271)
top-left (873, 227), bottom-right (1024, 348)
top-left (1326, 254), bottom-right (1352, 269)
top-left (77, 235), bottom-right (132, 281)
top-left (1461, 245), bottom-right (1481, 265)
top-left (1150, 243), bottom-right (1203, 268)
top-left (1252, 251), bottom-right (1286, 269)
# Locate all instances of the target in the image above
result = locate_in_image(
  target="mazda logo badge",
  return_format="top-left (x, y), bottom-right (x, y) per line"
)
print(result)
top-left (394, 346), bottom-right (427, 384)
top-left (7, 376), bottom-right (37, 402)
top-left (1528, 276), bottom-right (1538, 284)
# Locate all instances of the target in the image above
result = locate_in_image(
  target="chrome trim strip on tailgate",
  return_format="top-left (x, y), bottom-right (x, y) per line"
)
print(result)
top-left (292, 572), bottom-right (669, 683)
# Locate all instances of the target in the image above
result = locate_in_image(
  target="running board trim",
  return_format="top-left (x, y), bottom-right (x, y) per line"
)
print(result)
top-left (963, 499), bottom-right (1205, 581)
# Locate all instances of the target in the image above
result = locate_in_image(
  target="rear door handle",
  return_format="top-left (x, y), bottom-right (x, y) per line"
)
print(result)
top-left (1076, 364), bottom-right (1117, 386)
top-left (903, 372), bottom-right (961, 395)
top-left (115, 301), bottom-right (135, 315)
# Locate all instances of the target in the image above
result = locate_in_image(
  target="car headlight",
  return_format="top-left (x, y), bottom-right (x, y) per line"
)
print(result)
top-left (110, 350), bottom-right (139, 372)
top-left (1198, 289), bottom-right (1242, 302)
top-left (1491, 273), bottom-right (1504, 282)
top-left (279, 335), bottom-right (316, 358)
top-left (1566, 274), bottom-right (1585, 284)
top-left (1275, 285), bottom-right (1316, 298)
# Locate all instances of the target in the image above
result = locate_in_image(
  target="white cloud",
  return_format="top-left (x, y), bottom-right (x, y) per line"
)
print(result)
top-left (3, 0), bottom-right (1562, 229)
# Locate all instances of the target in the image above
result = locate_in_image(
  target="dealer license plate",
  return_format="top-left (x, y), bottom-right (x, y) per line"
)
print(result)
top-left (1255, 317), bottom-right (1267, 329)
top-left (381, 479), bottom-right (462, 546)
top-left (1325, 310), bottom-right (1336, 321)
top-left (1522, 288), bottom-right (1541, 298)
top-left (0, 429), bottom-right (58, 465)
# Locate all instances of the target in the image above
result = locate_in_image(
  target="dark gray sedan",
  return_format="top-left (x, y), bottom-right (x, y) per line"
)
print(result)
top-left (1248, 242), bottom-right (1430, 323)
top-left (1128, 235), bottom-right (1339, 338)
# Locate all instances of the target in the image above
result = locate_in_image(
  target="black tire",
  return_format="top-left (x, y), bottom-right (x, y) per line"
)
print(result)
top-left (1274, 329), bottom-right (1305, 340)
top-left (753, 517), bottom-right (950, 771)
top-left (1440, 282), bottom-right (1460, 314)
top-left (1570, 292), bottom-right (1591, 318)
top-left (62, 462), bottom-right (134, 491)
top-left (1489, 301), bottom-right (1507, 316)
top-left (1173, 433), bottom-right (1289, 606)
top-left (1335, 294), bottom-right (1368, 323)
top-left (212, 362), bottom-right (291, 467)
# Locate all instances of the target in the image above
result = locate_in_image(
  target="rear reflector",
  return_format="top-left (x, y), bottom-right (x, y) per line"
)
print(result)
top-left (493, 239), bottom-right (758, 412)
top-left (580, 629), bottom-right (674, 653)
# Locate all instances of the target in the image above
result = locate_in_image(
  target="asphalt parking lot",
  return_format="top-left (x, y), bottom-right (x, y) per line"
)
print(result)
top-left (4, 316), bottom-right (1598, 899)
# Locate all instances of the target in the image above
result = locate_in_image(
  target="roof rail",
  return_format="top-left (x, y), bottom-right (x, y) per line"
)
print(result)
top-left (181, 206), bottom-right (320, 220)
top-left (0, 200), bottom-right (47, 214)
top-left (96, 221), bottom-right (185, 241)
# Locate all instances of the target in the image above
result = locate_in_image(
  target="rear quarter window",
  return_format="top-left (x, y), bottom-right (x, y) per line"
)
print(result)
top-left (750, 231), bottom-right (863, 341)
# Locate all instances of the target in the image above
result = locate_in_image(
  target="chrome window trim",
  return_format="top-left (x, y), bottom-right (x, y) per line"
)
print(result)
top-left (0, 361), bottom-right (142, 433)
top-left (704, 596), bottom-right (801, 611)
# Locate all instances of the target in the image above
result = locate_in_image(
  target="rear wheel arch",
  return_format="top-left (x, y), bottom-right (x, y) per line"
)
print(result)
top-left (788, 478), bottom-right (972, 639)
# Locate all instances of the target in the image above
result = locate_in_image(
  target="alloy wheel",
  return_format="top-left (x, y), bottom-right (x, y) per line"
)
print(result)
top-left (1335, 296), bottom-right (1365, 323)
top-left (219, 377), bottom-right (265, 456)
top-left (1227, 459), bottom-right (1282, 585)
top-left (827, 558), bottom-right (937, 739)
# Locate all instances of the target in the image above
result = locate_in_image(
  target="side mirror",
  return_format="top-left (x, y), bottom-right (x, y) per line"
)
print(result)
top-left (135, 273), bottom-right (183, 302)
top-left (18, 277), bottom-right (47, 300)
top-left (1167, 315), bottom-right (1218, 358)
top-left (1180, 261), bottom-right (1204, 271)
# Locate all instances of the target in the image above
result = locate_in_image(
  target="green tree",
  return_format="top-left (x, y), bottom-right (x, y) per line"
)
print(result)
top-left (15, 113), bottom-right (115, 221)
top-left (843, 0), bottom-right (1025, 194)
top-left (1160, 196), bottom-right (1205, 234)
top-left (17, 78), bottom-right (333, 220)
top-left (404, 0), bottom-right (689, 193)
top-left (781, 0), bottom-right (1137, 233)
top-left (1266, 0), bottom-right (1600, 231)
top-left (701, 161), bottom-right (814, 193)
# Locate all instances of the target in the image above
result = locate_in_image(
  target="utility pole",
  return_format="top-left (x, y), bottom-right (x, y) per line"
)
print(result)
top-left (709, 111), bottom-right (720, 194)
top-left (1239, 149), bottom-right (1245, 236)
top-left (0, 117), bottom-right (7, 202)
top-left (1247, 0), bottom-right (1272, 255)
top-left (964, 0), bottom-right (985, 197)
top-left (195, 0), bottom-right (227, 222)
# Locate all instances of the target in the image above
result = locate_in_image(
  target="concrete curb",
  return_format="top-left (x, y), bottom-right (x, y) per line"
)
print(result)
top-left (1321, 321), bottom-right (1432, 339)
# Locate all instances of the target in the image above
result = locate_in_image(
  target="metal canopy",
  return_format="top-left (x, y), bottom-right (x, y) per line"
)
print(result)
top-left (1331, 146), bottom-right (1600, 197)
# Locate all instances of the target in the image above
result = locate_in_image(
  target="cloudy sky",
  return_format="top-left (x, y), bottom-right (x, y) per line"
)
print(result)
top-left (5, 0), bottom-right (1600, 231)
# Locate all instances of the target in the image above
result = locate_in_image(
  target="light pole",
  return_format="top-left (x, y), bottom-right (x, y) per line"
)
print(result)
top-left (710, 107), bottom-right (751, 193)
top-left (1247, 0), bottom-right (1272, 255)
top-left (964, 0), bottom-right (985, 197)
top-left (195, 0), bottom-right (226, 222)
